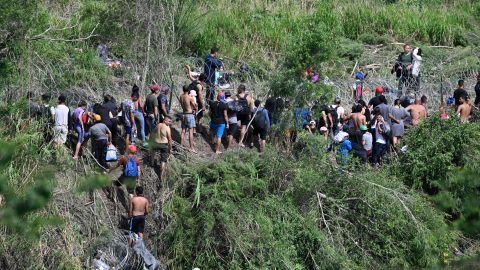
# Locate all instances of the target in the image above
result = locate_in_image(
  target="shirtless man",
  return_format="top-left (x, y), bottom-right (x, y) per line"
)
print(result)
top-left (350, 104), bottom-right (366, 130)
top-left (406, 97), bottom-right (427, 126)
top-left (237, 85), bottom-right (254, 147)
top-left (186, 65), bottom-right (206, 127)
top-left (457, 96), bottom-right (472, 123)
top-left (180, 85), bottom-right (197, 152)
top-left (151, 116), bottom-right (172, 183)
top-left (128, 186), bottom-right (149, 246)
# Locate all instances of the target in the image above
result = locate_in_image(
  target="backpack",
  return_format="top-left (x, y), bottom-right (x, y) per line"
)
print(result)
top-left (227, 100), bottom-right (243, 113)
top-left (188, 80), bottom-right (200, 92)
top-left (124, 156), bottom-right (138, 177)
top-left (253, 108), bottom-right (267, 129)
top-left (121, 101), bottom-right (132, 126)
top-left (236, 94), bottom-right (250, 115)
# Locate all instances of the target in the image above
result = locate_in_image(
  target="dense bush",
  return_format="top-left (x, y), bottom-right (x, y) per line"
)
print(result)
top-left (397, 114), bottom-right (480, 192)
top-left (160, 135), bottom-right (457, 269)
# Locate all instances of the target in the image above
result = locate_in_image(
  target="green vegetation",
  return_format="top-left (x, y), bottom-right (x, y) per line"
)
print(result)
top-left (161, 136), bottom-right (457, 269)
top-left (0, 0), bottom-right (480, 269)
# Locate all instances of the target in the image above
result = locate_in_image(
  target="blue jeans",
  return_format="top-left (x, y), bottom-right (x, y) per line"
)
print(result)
top-left (133, 110), bottom-right (145, 141)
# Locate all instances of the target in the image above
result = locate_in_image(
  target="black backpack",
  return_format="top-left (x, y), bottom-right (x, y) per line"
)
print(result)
top-left (227, 100), bottom-right (243, 113)
top-left (236, 94), bottom-right (250, 115)
top-left (188, 80), bottom-right (200, 92)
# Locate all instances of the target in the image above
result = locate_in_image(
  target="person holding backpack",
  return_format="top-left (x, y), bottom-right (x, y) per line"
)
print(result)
top-left (236, 84), bottom-right (254, 147)
top-left (252, 99), bottom-right (270, 152)
top-left (112, 144), bottom-right (141, 196)
top-left (73, 100), bottom-right (87, 160)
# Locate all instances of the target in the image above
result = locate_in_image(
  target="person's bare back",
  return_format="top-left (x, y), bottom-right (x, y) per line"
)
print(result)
top-left (457, 103), bottom-right (472, 122)
top-left (180, 93), bottom-right (195, 113)
top-left (351, 113), bottom-right (366, 130)
top-left (407, 104), bottom-right (427, 126)
top-left (130, 196), bottom-right (148, 217)
top-left (152, 123), bottom-right (171, 144)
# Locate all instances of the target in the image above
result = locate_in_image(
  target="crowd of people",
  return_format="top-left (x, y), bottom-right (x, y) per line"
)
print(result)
top-left (26, 45), bottom-right (479, 246)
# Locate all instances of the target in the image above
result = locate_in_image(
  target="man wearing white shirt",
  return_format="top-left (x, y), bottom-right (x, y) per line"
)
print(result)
top-left (51, 95), bottom-right (69, 145)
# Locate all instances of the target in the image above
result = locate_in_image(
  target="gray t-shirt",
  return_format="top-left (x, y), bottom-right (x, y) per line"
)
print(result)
top-left (362, 132), bottom-right (373, 151)
top-left (89, 123), bottom-right (110, 141)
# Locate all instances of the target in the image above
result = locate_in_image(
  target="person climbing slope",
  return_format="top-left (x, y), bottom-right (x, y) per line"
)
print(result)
top-left (150, 115), bottom-right (172, 184)
top-left (73, 100), bottom-right (87, 160)
top-left (111, 144), bottom-right (141, 197)
top-left (128, 186), bottom-right (149, 247)
top-left (87, 115), bottom-right (112, 171)
top-left (236, 84), bottom-right (254, 147)
top-left (51, 94), bottom-right (69, 146)
top-left (251, 99), bottom-right (271, 152)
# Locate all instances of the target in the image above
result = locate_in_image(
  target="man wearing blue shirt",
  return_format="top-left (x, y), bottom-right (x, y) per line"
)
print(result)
top-left (203, 47), bottom-right (223, 102)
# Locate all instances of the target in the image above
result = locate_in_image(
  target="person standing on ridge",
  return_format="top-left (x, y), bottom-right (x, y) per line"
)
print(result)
top-left (203, 47), bottom-right (223, 102)
top-left (412, 47), bottom-right (422, 96)
top-left (395, 44), bottom-right (413, 96)
top-left (128, 186), bottom-right (149, 247)
top-left (180, 84), bottom-right (197, 153)
top-left (51, 94), bottom-right (69, 146)
top-left (73, 100), bottom-right (87, 160)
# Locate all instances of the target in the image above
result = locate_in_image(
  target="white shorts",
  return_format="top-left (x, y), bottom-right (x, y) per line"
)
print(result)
top-left (53, 125), bottom-right (68, 144)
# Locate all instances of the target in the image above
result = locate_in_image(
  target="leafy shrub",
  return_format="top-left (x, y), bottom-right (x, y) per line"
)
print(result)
top-left (397, 114), bottom-right (480, 192)
top-left (160, 135), bottom-right (457, 269)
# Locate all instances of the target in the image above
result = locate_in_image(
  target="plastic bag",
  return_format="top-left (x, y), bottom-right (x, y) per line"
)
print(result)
top-left (106, 144), bottom-right (118, 161)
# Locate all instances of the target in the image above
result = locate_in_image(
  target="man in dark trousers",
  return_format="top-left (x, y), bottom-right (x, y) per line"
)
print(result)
top-left (87, 116), bottom-right (112, 171)
top-left (203, 47), bottom-right (223, 102)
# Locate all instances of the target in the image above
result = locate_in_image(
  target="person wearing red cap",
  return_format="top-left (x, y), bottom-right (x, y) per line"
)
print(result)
top-left (111, 144), bottom-right (141, 196)
top-left (144, 84), bottom-right (160, 138)
top-left (368, 86), bottom-right (384, 109)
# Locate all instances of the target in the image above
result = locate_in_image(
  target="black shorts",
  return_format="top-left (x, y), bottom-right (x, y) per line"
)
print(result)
top-left (227, 123), bottom-right (238, 136)
top-left (156, 143), bottom-right (169, 163)
top-left (237, 114), bottom-right (250, 126)
top-left (130, 215), bottom-right (145, 234)
top-left (253, 127), bottom-right (268, 140)
top-left (197, 103), bottom-right (204, 118)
